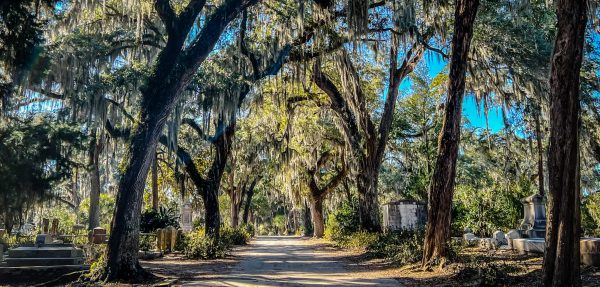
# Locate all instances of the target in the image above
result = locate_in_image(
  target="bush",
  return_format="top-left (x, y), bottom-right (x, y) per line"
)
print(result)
top-left (221, 226), bottom-right (251, 246)
top-left (334, 231), bottom-right (379, 249)
top-left (324, 199), bottom-right (360, 240)
top-left (139, 206), bottom-right (180, 233)
top-left (179, 226), bottom-right (252, 259)
top-left (367, 228), bottom-right (425, 265)
top-left (240, 223), bottom-right (255, 238)
top-left (181, 231), bottom-right (229, 259)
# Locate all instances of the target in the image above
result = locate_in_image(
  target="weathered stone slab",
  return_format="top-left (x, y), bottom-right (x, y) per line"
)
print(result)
top-left (90, 227), bottom-right (106, 244)
top-left (513, 238), bottom-right (545, 254)
top-left (581, 238), bottom-right (600, 267)
top-left (504, 229), bottom-right (521, 249)
top-left (382, 200), bottom-right (427, 231)
top-left (8, 247), bottom-right (83, 258)
top-left (36, 234), bottom-right (54, 245)
top-left (493, 231), bottom-right (507, 245)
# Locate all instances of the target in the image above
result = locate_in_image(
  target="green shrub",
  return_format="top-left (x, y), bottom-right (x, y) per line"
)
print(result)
top-left (324, 199), bottom-right (360, 240)
top-left (139, 206), bottom-right (180, 233)
top-left (366, 228), bottom-right (425, 265)
top-left (335, 231), bottom-right (379, 249)
top-left (240, 223), bottom-right (255, 238)
top-left (181, 231), bottom-right (228, 259)
top-left (221, 226), bottom-right (251, 246)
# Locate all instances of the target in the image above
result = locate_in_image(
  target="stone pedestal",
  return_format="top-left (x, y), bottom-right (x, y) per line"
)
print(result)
top-left (382, 200), bottom-right (427, 231)
top-left (519, 194), bottom-right (546, 238)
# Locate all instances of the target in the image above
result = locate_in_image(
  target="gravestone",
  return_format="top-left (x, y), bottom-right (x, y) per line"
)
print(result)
top-left (505, 229), bottom-right (520, 248)
top-left (50, 219), bottom-right (59, 235)
top-left (518, 194), bottom-right (546, 238)
top-left (90, 227), bottom-right (106, 244)
top-left (181, 202), bottom-right (193, 232)
top-left (166, 226), bottom-right (177, 252)
top-left (36, 234), bottom-right (53, 245)
top-left (581, 238), bottom-right (600, 267)
top-left (42, 218), bottom-right (50, 234)
top-left (156, 228), bottom-right (165, 252)
top-left (493, 230), bottom-right (507, 245)
top-left (382, 200), bottom-right (427, 231)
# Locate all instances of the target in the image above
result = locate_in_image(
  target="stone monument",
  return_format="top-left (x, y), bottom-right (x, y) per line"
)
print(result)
top-left (181, 202), bottom-right (193, 232)
top-left (518, 194), bottom-right (546, 238)
top-left (382, 200), bottom-right (427, 231)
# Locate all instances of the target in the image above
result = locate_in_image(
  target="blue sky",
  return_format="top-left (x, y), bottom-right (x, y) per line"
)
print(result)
top-left (421, 53), bottom-right (505, 133)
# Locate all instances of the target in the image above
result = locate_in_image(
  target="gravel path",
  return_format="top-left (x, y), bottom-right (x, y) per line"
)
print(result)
top-left (180, 236), bottom-right (402, 286)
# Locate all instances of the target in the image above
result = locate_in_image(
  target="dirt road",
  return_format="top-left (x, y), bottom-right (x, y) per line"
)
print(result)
top-left (148, 236), bottom-right (402, 286)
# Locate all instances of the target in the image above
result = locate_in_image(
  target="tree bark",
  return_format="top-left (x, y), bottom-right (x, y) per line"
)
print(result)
top-left (542, 0), bottom-right (587, 286)
top-left (88, 129), bottom-right (102, 230)
top-left (356, 171), bottom-right (380, 232)
top-left (534, 112), bottom-right (545, 196)
top-left (151, 151), bottom-right (159, 210)
top-left (102, 0), bottom-right (256, 281)
top-left (242, 177), bottom-right (258, 225)
top-left (310, 195), bottom-right (325, 238)
top-left (303, 200), bottom-right (313, 236)
top-left (423, 0), bottom-right (479, 267)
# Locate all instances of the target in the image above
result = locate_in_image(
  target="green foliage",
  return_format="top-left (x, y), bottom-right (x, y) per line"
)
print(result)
top-left (0, 116), bottom-right (85, 230)
top-left (78, 193), bottom-right (115, 230)
top-left (240, 223), bottom-right (256, 238)
top-left (180, 226), bottom-right (251, 260)
top-left (582, 192), bottom-right (600, 236)
top-left (139, 206), bottom-right (180, 233)
top-left (324, 200), bottom-right (360, 241)
top-left (366, 229), bottom-right (425, 265)
top-left (44, 206), bottom-right (76, 234)
top-left (182, 231), bottom-right (229, 259)
top-left (220, 226), bottom-right (252, 246)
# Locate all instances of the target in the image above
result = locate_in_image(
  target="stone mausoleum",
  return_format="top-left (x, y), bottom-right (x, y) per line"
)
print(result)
top-left (382, 200), bottom-right (427, 231)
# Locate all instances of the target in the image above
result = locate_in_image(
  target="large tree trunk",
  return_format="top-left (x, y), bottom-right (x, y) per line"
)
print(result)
top-left (542, 0), bottom-right (587, 286)
top-left (303, 200), bottom-right (313, 236)
top-left (423, 0), bottom-right (479, 267)
top-left (241, 177), bottom-right (258, 225)
top-left (88, 130), bottom-right (102, 230)
top-left (310, 195), bottom-right (325, 238)
top-left (242, 186), bottom-right (254, 225)
top-left (534, 112), bottom-right (545, 196)
top-left (102, 1), bottom-right (255, 281)
top-left (151, 151), bottom-right (159, 210)
top-left (230, 194), bottom-right (240, 228)
top-left (104, 102), bottom-right (171, 281)
top-left (356, 170), bottom-right (381, 232)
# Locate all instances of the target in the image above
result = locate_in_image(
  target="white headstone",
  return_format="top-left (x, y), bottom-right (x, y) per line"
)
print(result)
top-left (505, 229), bottom-right (521, 248)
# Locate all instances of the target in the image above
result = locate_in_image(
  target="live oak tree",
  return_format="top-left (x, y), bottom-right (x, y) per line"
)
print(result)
top-left (102, 0), bottom-right (260, 281)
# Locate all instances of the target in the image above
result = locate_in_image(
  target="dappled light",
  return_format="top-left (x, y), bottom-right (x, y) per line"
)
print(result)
top-left (0, 0), bottom-right (599, 286)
